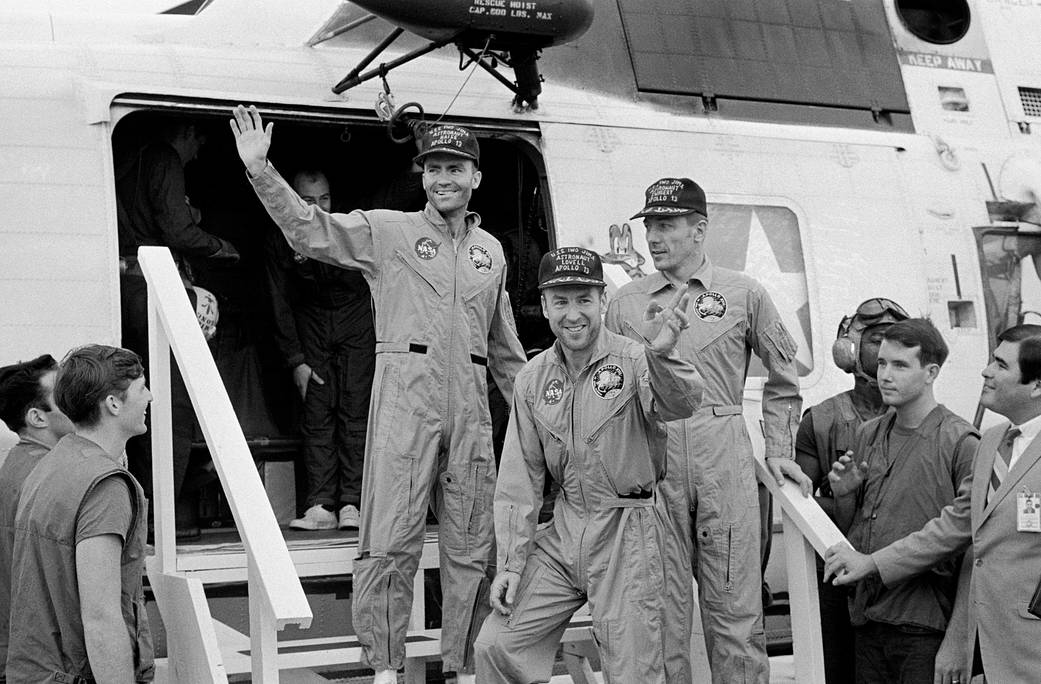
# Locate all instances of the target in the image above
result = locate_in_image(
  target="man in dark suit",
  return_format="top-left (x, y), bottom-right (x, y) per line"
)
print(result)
top-left (824, 323), bottom-right (1041, 684)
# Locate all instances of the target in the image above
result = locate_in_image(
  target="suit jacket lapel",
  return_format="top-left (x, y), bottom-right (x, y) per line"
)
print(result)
top-left (974, 424), bottom-right (1005, 529)
top-left (981, 426), bottom-right (1041, 521)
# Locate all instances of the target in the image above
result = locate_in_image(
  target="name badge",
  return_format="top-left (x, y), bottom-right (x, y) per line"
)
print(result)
top-left (1018, 491), bottom-right (1041, 532)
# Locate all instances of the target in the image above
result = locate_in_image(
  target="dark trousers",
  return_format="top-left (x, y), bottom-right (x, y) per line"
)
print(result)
top-left (854, 621), bottom-right (943, 684)
top-left (120, 274), bottom-right (195, 505)
top-left (297, 302), bottom-right (374, 509)
top-left (818, 571), bottom-right (855, 684)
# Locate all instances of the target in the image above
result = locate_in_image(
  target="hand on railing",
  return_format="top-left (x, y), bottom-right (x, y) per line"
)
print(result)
top-left (822, 543), bottom-right (877, 586)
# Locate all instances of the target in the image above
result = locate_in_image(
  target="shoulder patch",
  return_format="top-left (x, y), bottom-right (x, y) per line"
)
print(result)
top-left (468, 244), bottom-right (493, 273)
top-left (592, 364), bottom-right (625, 400)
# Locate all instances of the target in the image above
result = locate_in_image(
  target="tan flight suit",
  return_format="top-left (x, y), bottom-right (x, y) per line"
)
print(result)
top-left (474, 327), bottom-right (703, 683)
top-left (249, 165), bottom-right (526, 672)
top-left (606, 259), bottom-right (801, 683)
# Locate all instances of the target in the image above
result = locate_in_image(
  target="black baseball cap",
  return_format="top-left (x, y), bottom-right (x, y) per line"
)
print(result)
top-left (413, 125), bottom-right (480, 164)
top-left (631, 177), bottom-right (707, 220)
top-left (538, 247), bottom-right (605, 289)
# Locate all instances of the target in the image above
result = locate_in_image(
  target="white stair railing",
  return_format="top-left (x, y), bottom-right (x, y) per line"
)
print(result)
top-left (755, 453), bottom-right (847, 684)
top-left (139, 246), bottom-right (313, 683)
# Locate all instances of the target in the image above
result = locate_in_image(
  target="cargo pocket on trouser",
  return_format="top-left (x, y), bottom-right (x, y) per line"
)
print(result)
top-left (592, 616), bottom-right (664, 684)
top-left (133, 594), bottom-right (154, 680)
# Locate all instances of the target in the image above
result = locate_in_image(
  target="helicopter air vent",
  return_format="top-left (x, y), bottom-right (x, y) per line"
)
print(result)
top-left (1020, 87), bottom-right (1041, 119)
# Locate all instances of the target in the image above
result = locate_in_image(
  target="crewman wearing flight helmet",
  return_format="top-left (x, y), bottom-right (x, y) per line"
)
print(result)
top-left (230, 105), bottom-right (526, 684)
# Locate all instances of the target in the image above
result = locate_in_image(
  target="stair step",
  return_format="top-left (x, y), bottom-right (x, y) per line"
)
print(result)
top-left (158, 616), bottom-right (596, 677)
top-left (171, 528), bottom-right (441, 583)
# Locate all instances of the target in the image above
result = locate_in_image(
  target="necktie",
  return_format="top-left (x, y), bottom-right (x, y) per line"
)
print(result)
top-left (987, 426), bottom-right (1020, 506)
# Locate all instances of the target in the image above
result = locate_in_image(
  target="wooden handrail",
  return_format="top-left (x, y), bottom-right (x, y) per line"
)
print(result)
top-left (139, 246), bottom-right (312, 630)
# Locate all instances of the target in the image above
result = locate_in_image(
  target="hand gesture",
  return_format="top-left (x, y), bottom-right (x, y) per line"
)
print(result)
top-left (489, 571), bottom-right (522, 616)
top-left (827, 451), bottom-right (867, 497)
top-left (823, 543), bottom-right (877, 585)
top-left (292, 363), bottom-right (324, 400)
top-left (642, 285), bottom-right (692, 355)
top-left (229, 105), bottom-right (273, 177)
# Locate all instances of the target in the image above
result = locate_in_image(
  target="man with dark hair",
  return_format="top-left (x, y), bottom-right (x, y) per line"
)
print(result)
top-left (604, 177), bottom-right (810, 683)
top-left (0, 354), bottom-right (75, 682)
top-left (231, 105), bottom-right (526, 684)
top-left (6, 345), bottom-right (154, 683)
top-left (794, 298), bottom-right (909, 684)
top-left (825, 318), bottom-right (978, 683)
top-left (475, 247), bottom-right (703, 682)
top-left (264, 168), bottom-right (375, 530)
top-left (826, 323), bottom-right (1041, 684)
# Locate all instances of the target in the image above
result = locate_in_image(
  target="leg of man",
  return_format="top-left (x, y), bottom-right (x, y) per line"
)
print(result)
top-left (436, 406), bottom-right (497, 673)
top-left (854, 623), bottom-right (894, 684)
top-left (586, 504), bottom-right (668, 684)
top-left (659, 429), bottom-right (696, 683)
top-left (352, 354), bottom-right (441, 672)
top-left (299, 308), bottom-right (337, 510)
top-left (474, 548), bottom-right (584, 683)
top-left (693, 421), bottom-right (769, 684)
top-left (339, 340), bottom-right (374, 510)
top-left (818, 571), bottom-right (855, 684)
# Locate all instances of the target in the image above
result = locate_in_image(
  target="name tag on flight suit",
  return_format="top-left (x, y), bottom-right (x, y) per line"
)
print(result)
top-left (1018, 491), bottom-right (1041, 532)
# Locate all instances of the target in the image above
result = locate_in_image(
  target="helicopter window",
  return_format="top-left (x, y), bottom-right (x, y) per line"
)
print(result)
top-left (973, 226), bottom-right (1041, 350)
top-left (706, 203), bottom-right (814, 378)
top-left (895, 0), bottom-right (971, 45)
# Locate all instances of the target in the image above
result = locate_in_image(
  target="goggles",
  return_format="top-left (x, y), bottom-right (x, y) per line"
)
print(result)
top-left (852, 298), bottom-right (910, 326)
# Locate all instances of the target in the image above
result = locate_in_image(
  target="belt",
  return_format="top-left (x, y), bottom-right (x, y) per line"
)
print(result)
top-left (601, 490), bottom-right (657, 509)
top-left (375, 341), bottom-right (487, 366)
top-left (51, 672), bottom-right (94, 684)
top-left (695, 404), bottom-right (743, 417)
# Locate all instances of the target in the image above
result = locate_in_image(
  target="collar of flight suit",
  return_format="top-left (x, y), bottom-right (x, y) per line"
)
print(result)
top-left (548, 326), bottom-right (618, 379)
top-left (422, 202), bottom-right (482, 238)
top-left (643, 255), bottom-right (715, 295)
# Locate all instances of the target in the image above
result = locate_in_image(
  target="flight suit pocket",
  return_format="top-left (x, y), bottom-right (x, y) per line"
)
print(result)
top-left (696, 523), bottom-right (736, 603)
top-left (439, 465), bottom-right (489, 557)
top-left (585, 393), bottom-right (654, 493)
top-left (621, 509), bottom-right (664, 603)
top-left (368, 362), bottom-right (400, 460)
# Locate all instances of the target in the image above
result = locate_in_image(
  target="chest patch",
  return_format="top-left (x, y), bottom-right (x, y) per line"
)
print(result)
top-left (468, 244), bottom-right (493, 273)
top-left (694, 291), bottom-right (727, 322)
top-left (542, 378), bottom-right (564, 405)
top-left (414, 237), bottom-right (440, 260)
top-left (592, 364), bottom-right (625, 400)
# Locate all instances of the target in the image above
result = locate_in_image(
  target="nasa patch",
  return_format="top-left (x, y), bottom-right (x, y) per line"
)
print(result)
top-left (592, 364), bottom-right (624, 400)
top-left (415, 237), bottom-right (439, 260)
top-left (542, 378), bottom-right (564, 405)
top-left (694, 291), bottom-right (727, 322)
top-left (469, 244), bottom-right (493, 273)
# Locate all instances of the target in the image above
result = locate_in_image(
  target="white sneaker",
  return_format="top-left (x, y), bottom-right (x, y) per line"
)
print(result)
top-left (455, 674), bottom-right (476, 684)
top-left (339, 504), bottom-right (361, 529)
top-left (372, 669), bottom-right (397, 684)
top-left (289, 505), bottom-right (337, 530)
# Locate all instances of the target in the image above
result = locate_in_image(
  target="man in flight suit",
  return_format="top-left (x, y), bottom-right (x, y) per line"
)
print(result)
top-left (794, 297), bottom-right (909, 683)
top-left (230, 105), bottom-right (526, 684)
top-left (264, 169), bottom-right (375, 531)
top-left (475, 247), bottom-right (704, 683)
top-left (605, 178), bottom-right (810, 683)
